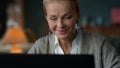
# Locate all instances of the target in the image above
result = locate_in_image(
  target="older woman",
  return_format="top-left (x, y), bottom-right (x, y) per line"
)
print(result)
top-left (28, 0), bottom-right (120, 68)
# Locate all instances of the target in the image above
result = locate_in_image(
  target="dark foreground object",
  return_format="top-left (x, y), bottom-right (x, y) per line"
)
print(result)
top-left (0, 54), bottom-right (95, 68)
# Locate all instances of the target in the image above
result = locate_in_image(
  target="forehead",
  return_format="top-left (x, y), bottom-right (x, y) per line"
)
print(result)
top-left (45, 0), bottom-right (74, 15)
top-left (45, 0), bottom-right (73, 8)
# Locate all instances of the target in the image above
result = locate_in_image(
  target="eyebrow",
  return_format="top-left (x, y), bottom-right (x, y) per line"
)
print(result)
top-left (63, 11), bottom-right (74, 17)
top-left (48, 15), bottom-right (57, 18)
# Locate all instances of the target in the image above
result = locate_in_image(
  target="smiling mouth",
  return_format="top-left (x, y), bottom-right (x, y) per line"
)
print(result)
top-left (57, 29), bottom-right (67, 35)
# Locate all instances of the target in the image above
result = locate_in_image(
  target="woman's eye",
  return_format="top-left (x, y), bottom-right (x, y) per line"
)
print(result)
top-left (65, 15), bottom-right (73, 19)
top-left (50, 17), bottom-right (57, 20)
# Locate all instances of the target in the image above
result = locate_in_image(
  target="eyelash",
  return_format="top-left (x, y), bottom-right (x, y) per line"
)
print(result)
top-left (49, 15), bottom-right (73, 21)
top-left (50, 17), bottom-right (57, 20)
top-left (64, 16), bottom-right (72, 19)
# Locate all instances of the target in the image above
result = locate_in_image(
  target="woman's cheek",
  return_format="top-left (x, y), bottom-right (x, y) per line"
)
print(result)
top-left (66, 21), bottom-right (76, 27)
top-left (48, 23), bottom-right (56, 32)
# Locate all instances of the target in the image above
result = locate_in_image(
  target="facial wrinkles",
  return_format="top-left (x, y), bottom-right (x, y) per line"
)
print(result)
top-left (46, 1), bottom-right (73, 18)
top-left (46, 1), bottom-right (78, 40)
top-left (46, 1), bottom-right (73, 29)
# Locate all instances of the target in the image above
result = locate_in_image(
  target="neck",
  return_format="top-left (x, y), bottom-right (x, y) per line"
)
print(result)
top-left (59, 28), bottom-right (77, 44)
top-left (58, 29), bottom-right (77, 54)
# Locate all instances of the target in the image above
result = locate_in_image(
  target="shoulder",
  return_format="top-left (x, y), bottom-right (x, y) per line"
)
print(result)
top-left (82, 31), bottom-right (107, 41)
top-left (81, 31), bottom-right (108, 48)
top-left (35, 34), bottom-right (55, 46)
top-left (27, 34), bottom-right (55, 54)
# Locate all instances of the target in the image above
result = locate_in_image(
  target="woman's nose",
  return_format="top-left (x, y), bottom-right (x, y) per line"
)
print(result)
top-left (57, 19), bottom-right (64, 28)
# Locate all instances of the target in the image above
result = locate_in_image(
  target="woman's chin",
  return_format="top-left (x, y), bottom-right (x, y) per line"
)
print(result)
top-left (57, 33), bottom-right (69, 40)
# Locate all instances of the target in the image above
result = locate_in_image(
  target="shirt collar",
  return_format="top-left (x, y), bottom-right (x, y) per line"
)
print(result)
top-left (54, 35), bottom-right (64, 54)
top-left (54, 29), bottom-right (82, 54)
top-left (71, 31), bottom-right (82, 54)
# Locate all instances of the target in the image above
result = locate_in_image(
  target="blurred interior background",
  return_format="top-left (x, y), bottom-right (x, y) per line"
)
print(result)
top-left (0, 0), bottom-right (120, 54)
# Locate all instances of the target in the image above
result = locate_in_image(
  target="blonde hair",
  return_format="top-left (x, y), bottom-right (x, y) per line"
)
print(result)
top-left (43, 0), bottom-right (80, 16)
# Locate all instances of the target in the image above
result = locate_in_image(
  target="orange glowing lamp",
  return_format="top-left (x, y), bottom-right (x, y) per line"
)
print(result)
top-left (2, 26), bottom-right (28, 54)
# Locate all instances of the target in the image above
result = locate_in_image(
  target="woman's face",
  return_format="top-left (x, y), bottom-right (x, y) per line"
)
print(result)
top-left (45, 1), bottom-right (79, 39)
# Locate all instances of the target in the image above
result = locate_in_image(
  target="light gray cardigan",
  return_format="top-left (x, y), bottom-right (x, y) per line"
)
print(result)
top-left (28, 31), bottom-right (120, 68)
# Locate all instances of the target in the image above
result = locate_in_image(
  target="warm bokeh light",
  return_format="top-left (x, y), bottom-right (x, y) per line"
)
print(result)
top-left (1, 26), bottom-right (28, 54)
top-left (2, 27), bottom-right (28, 44)
top-left (10, 43), bottom-right (23, 54)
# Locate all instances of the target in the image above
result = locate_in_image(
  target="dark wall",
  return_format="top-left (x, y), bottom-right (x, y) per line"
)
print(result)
top-left (24, 0), bottom-right (48, 38)
top-left (0, 0), bottom-right (8, 38)
top-left (24, 0), bottom-right (120, 38)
